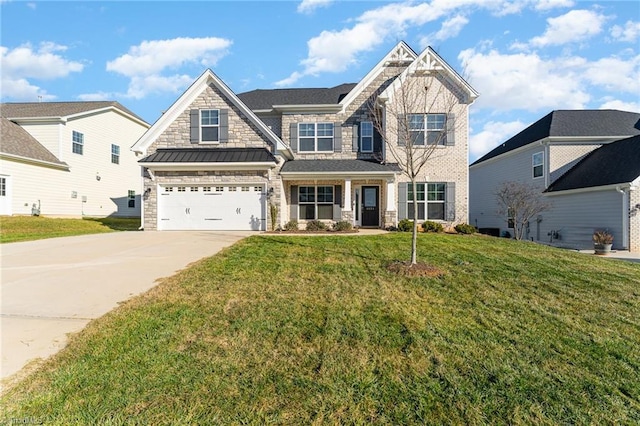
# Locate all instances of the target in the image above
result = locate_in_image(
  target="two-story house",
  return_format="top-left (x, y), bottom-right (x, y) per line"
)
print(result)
top-left (469, 110), bottom-right (640, 251)
top-left (1, 102), bottom-right (150, 217)
top-left (132, 42), bottom-right (478, 231)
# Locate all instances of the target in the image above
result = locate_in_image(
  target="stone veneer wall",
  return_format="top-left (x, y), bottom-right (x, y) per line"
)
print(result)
top-left (630, 189), bottom-right (640, 252)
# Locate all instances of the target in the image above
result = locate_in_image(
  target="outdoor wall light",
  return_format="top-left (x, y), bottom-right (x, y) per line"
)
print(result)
top-left (96, 172), bottom-right (101, 181)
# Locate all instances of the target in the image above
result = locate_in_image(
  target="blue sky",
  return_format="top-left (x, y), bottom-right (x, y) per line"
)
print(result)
top-left (2, 0), bottom-right (639, 161)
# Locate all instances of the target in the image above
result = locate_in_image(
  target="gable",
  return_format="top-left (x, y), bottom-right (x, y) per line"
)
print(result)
top-left (132, 69), bottom-right (291, 158)
top-left (0, 117), bottom-right (68, 169)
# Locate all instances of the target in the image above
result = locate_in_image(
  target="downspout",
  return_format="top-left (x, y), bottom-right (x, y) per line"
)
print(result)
top-left (616, 186), bottom-right (629, 250)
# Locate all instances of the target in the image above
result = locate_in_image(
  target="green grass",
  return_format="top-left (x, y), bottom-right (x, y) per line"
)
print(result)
top-left (0, 216), bottom-right (140, 243)
top-left (2, 234), bottom-right (639, 424)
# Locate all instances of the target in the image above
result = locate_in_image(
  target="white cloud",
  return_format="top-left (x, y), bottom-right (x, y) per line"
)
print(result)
top-left (297, 0), bottom-right (333, 14)
top-left (459, 48), bottom-right (590, 112)
top-left (106, 37), bottom-right (232, 98)
top-left (581, 55), bottom-right (640, 94)
top-left (534, 0), bottom-right (574, 11)
top-left (610, 21), bottom-right (640, 42)
top-left (77, 92), bottom-right (112, 101)
top-left (598, 99), bottom-right (640, 113)
top-left (0, 42), bottom-right (83, 101)
top-left (529, 9), bottom-right (608, 47)
top-left (420, 14), bottom-right (469, 47)
top-left (470, 119), bottom-right (527, 160)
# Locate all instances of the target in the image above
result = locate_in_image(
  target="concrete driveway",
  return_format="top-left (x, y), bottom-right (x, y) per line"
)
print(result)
top-left (1, 231), bottom-right (251, 384)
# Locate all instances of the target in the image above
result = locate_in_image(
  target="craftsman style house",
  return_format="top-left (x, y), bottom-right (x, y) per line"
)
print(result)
top-left (0, 102), bottom-right (149, 217)
top-left (132, 42), bottom-right (478, 231)
top-left (469, 110), bottom-right (640, 251)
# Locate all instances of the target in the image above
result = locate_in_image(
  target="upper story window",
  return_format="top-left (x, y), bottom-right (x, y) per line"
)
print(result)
top-left (360, 121), bottom-right (374, 152)
top-left (532, 152), bottom-right (544, 178)
top-left (111, 144), bottom-right (120, 164)
top-left (407, 113), bottom-right (447, 146)
top-left (72, 131), bottom-right (84, 155)
top-left (201, 109), bottom-right (219, 142)
top-left (299, 123), bottom-right (334, 152)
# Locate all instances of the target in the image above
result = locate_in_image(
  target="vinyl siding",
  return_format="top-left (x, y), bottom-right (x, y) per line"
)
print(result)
top-left (18, 122), bottom-right (64, 158)
top-left (3, 110), bottom-right (147, 217)
top-left (542, 189), bottom-right (625, 250)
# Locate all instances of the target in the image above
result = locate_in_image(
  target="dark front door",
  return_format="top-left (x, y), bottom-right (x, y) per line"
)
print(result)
top-left (361, 186), bottom-right (379, 227)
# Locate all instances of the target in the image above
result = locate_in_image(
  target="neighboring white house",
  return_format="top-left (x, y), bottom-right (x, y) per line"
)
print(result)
top-left (469, 110), bottom-right (640, 252)
top-left (132, 42), bottom-right (478, 231)
top-left (0, 102), bottom-right (150, 217)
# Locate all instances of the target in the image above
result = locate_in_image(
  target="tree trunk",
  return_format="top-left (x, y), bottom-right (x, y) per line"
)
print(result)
top-left (411, 179), bottom-right (418, 265)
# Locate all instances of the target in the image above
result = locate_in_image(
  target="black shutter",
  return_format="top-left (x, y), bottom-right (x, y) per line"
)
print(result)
top-left (352, 124), bottom-right (359, 152)
top-left (445, 113), bottom-right (455, 146)
top-left (290, 186), bottom-right (298, 221)
top-left (445, 182), bottom-right (456, 221)
top-left (373, 127), bottom-right (383, 154)
top-left (290, 123), bottom-right (298, 153)
top-left (190, 109), bottom-right (199, 143)
top-left (219, 109), bottom-right (229, 143)
top-left (333, 185), bottom-right (342, 220)
top-left (334, 122), bottom-right (342, 153)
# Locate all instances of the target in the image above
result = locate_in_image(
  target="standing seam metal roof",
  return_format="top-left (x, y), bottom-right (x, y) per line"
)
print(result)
top-left (139, 148), bottom-right (277, 164)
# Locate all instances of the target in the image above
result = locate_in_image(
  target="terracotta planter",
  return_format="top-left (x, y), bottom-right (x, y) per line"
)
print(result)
top-left (594, 243), bottom-right (612, 255)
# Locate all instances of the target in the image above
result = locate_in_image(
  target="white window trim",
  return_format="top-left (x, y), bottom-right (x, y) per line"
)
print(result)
top-left (200, 109), bottom-right (220, 144)
top-left (299, 185), bottom-right (334, 220)
top-left (407, 113), bottom-right (447, 146)
top-left (532, 152), bottom-right (544, 179)
top-left (298, 122), bottom-right (334, 153)
top-left (361, 121), bottom-right (374, 153)
top-left (72, 131), bottom-right (84, 155)
top-left (111, 144), bottom-right (120, 164)
top-left (407, 182), bottom-right (446, 221)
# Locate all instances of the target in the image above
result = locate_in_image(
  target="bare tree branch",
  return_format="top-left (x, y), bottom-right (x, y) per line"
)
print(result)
top-left (495, 181), bottom-right (552, 240)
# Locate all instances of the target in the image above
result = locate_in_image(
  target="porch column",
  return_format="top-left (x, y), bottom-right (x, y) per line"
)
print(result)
top-left (386, 179), bottom-right (395, 211)
top-left (343, 179), bottom-right (352, 211)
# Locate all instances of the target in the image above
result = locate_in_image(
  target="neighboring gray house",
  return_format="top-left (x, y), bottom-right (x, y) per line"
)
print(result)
top-left (469, 110), bottom-right (640, 251)
top-left (132, 42), bottom-right (478, 231)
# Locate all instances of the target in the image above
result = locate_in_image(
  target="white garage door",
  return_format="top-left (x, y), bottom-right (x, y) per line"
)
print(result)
top-left (158, 184), bottom-right (265, 231)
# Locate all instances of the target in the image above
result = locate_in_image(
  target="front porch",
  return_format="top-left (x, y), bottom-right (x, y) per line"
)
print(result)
top-left (279, 159), bottom-right (400, 229)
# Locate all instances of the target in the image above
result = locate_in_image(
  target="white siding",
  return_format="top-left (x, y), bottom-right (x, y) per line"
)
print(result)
top-left (4, 110), bottom-right (148, 217)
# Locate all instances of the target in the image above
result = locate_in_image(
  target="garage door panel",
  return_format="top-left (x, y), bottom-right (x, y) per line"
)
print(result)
top-left (158, 185), bottom-right (265, 231)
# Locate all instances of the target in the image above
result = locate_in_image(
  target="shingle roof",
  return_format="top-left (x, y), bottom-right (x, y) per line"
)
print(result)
top-left (139, 148), bottom-right (276, 164)
top-left (0, 117), bottom-right (67, 166)
top-left (281, 159), bottom-right (401, 173)
top-left (545, 135), bottom-right (640, 192)
top-left (237, 84), bottom-right (357, 110)
top-left (1, 101), bottom-right (146, 123)
top-left (472, 110), bottom-right (640, 165)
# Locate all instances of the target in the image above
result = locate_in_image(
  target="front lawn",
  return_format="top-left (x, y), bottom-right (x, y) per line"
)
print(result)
top-left (0, 216), bottom-right (140, 243)
top-left (2, 234), bottom-right (639, 424)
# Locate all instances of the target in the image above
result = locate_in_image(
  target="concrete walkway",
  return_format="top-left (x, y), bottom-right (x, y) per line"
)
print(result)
top-left (1, 231), bottom-right (251, 386)
top-left (577, 249), bottom-right (640, 263)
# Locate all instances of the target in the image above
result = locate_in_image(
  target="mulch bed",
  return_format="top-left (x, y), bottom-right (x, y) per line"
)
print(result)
top-left (387, 261), bottom-right (446, 278)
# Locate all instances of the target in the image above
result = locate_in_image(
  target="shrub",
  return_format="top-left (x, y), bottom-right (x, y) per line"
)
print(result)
top-left (332, 221), bottom-right (353, 232)
top-left (422, 221), bottom-right (444, 233)
top-left (397, 219), bottom-right (414, 232)
top-left (306, 220), bottom-right (327, 231)
top-left (283, 220), bottom-right (299, 231)
top-left (501, 230), bottom-right (512, 238)
top-left (385, 225), bottom-right (398, 232)
top-left (455, 223), bottom-right (476, 234)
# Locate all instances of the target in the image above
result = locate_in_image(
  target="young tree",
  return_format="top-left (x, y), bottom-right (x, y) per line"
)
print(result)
top-left (495, 181), bottom-right (552, 240)
top-left (369, 71), bottom-right (463, 265)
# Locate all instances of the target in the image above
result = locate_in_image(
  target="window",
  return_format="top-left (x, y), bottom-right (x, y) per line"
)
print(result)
top-left (215, 187), bottom-right (224, 192)
top-left (229, 186), bottom-right (237, 192)
top-left (299, 186), bottom-right (334, 220)
top-left (177, 187), bottom-right (186, 192)
top-left (190, 187), bottom-right (198, 192)
top-left (0, 177), bottom-right (5, 196)
top-left (407, 183), bottom-right (445, 220)
top-left (165, 187), bottom-right (173, 192)
top-left (241, 186), bottom-right (250, 192)
top-left (361, 121), bottom-right (374, 152)
top-left (128, 190), bottom-right (135, 208)
top-left (533, 152), bottom-right (544, 178)
top-left (507, 208), bottom-right (515, 229)
top-left (72, 131), bottom-right (84, 155)
top-left (299, 123), bottom-right (333, 152)
top-left (111, 144), bottom-right (120, 164)
top-left (407, 114), bottom-right (446, 145)
top-left (201, 109), bottom-right (219, 142)
top-left (203, 187), bottom-right (212, 192)
top-left (254, 186), bottom-right (262, 192)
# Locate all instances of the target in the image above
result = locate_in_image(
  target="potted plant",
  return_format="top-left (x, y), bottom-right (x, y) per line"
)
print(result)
top-left (593, 230), bottom-right (613, 255)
